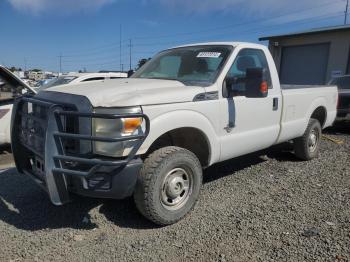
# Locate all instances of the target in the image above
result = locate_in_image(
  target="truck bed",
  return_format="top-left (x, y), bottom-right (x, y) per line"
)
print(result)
top-left (277, 85), bottom-right (338, 144)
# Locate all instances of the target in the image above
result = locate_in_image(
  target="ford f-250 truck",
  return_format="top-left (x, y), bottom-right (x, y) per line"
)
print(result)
top-left (5, 42), bottom-right (338, 225)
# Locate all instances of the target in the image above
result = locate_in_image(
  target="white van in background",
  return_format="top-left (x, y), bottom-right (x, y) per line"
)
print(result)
top-left (0, 69), bottom-right (128, 145)
top-left (39, 72), bottom-right (128, 90)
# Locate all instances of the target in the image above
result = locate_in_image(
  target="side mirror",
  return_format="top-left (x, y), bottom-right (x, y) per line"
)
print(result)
top-left (245, 68), bottom-right (268, 98)
top-left (223, 77), bottom-right (246, 98)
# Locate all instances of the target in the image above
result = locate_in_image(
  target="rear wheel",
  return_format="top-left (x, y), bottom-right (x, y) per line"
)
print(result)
top-left (134, 146), bottom-right (202, 225)
top-left (294, 118), bottom-right (322, 161)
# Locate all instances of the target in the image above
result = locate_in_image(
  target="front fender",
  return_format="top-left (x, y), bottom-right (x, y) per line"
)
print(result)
top-left (138, 110), bottom-right (220, 165)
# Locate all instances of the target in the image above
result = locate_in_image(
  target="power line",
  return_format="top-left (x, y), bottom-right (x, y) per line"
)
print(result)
top-left (62, 59), bottom-right (127, 68)
top-left (61, 44), bottom-right (129, 58)
top-left (62, 39), bottom-right (129, 56)
top-left (131, 11), bottom-right (344, 48)
top-left (62, 52), bottom-right (129, 63)
top-left (61, 50), bottom-right (155, 63)
top-left (61, 9), bottom-right (344, 67)
top-left (24, 1), bottom-right (344, 71)
top-left (60, 12), bottom-right (342, 69)
top-left (6, 0), bottom-right (344, 72)
top-left (131, 0), bottom-right (343, 41)
top-left (60, 12), bottom-right (342, 70)
top-left (55, 0), bottom-right (343, 59)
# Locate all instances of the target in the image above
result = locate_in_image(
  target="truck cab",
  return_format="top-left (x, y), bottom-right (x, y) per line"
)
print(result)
top-left (8, 42), bottom-right (337, 225)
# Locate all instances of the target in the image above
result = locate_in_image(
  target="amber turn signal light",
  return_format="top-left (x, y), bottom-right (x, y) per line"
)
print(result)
top-left (122, 117), bottom-right (143, 134)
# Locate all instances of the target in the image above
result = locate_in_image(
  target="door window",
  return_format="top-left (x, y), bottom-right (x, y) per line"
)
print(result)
top-left (226, 49), bottom-right (272, 96)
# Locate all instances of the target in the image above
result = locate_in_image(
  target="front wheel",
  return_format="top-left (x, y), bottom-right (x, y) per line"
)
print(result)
top-left (134, 146), bottom-right (202, 225)
top-left (294, 118), bottom-right (322, 161)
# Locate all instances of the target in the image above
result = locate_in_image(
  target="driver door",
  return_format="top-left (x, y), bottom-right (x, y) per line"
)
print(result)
top-left (219, 48), bottom-right (281, 161)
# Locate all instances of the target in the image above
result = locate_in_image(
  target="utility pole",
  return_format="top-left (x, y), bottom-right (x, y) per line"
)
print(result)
top-left (59, 53), bottom-right (62, 76)
top-left (120, 24), bottom-right (122, 72)
top-left (129, 39), bottom-right (133, 71)
top-left (121, 64), bottom-right (124, 72)
top-left (24, 57), bottom-right (27, 72)
top-left (345, 0), bottom-right (349, 25)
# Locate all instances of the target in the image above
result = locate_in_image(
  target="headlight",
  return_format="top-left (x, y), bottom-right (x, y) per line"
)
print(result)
top-left (92, 107), bottom-right (143, 157)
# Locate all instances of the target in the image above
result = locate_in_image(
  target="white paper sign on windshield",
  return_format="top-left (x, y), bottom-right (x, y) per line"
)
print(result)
top-left (197, 52), bottom-right (221, 58)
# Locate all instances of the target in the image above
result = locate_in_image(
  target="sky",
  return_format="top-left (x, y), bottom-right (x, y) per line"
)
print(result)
top-left (0, 0), bottom-right (347, 73)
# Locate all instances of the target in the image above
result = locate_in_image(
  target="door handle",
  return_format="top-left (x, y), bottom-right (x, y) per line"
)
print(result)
top-left (273, 97), bottom-right (279, 111)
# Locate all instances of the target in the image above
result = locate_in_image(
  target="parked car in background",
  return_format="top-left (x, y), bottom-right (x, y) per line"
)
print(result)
top-left (0, 65), bottom-right (36, 145)
top-left (40, 72), bottom-right (128, 90)
top-left (0, 70), bottom-right (128, 145)
top-left (36, 78), bottom-right (55, 88)
top-left (329, 75), bottom-right (350, 119)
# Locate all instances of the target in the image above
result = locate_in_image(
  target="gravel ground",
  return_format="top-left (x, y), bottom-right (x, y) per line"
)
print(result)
top-left (0, 123), bottom-right (349, 262)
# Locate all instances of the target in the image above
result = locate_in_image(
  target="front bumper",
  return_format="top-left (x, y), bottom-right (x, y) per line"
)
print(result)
top-left (11, 95), bottom-right (150, 205)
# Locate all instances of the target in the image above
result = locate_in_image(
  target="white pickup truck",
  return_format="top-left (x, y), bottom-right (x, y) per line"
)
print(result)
top-left (6, 42), bottom-right (337, 225)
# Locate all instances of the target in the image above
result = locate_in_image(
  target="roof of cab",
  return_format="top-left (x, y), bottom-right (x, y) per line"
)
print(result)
top-left (166, 42), bottom-right (266, 51)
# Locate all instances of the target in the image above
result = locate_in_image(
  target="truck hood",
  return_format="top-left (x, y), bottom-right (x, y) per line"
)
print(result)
top-left (43, 78), bottom-right (205, 107)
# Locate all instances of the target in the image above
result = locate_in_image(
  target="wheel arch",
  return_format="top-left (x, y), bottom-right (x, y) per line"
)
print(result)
top-left (138, 110), bottom-right (220, 167)
top-left (306, 97), bottom-right (328, 129)
top-left (310, 106), bottom-right (327, 128)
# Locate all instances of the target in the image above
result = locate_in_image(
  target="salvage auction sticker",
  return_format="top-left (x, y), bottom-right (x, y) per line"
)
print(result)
top-left (197, 52), bottom-right (221, 58)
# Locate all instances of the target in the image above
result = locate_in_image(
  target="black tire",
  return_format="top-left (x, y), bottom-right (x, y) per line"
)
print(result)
top-left (134, 146), bottom-right (202, 225)
top-left (294, 118), bottom-right (322, 161)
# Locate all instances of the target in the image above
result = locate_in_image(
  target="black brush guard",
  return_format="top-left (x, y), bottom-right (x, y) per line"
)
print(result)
top-left (11, 95), bottom-right (150, 205)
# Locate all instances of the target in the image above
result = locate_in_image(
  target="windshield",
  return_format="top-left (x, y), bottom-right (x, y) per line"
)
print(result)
top-left (40, 76), bottom-right (77, 90)
top-left (330, 76), bottom-right (350, 89)
top-left (132, 45), bottom-right (233, 86)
